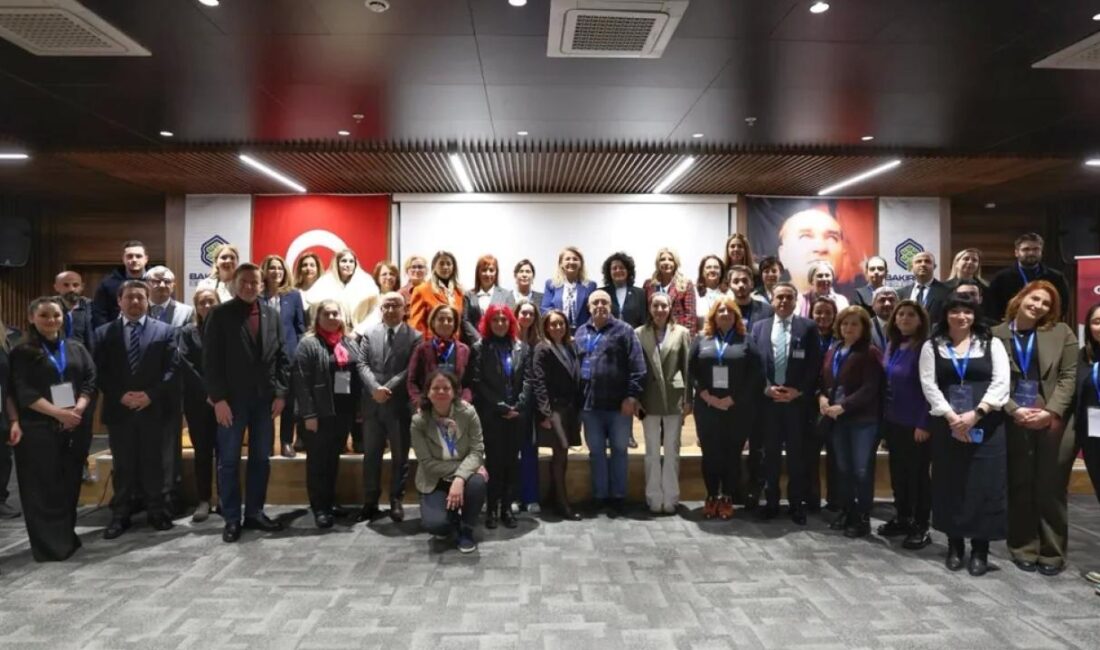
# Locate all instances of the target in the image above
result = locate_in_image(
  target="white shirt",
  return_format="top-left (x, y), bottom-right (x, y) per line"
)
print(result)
top-left (476, 289), bottom-right (492, 313)
top-left (615, 286), bottom-right (628, 310)
top-left (696, 287), bottom-right (734, 319)
top-left (918, 337), bottom-right (1010, 416)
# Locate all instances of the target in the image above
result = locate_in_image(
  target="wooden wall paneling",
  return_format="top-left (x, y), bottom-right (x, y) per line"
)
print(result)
top-left (948, 201), bottom-right (1050, 277)
top-left (164, 194), bottom-right (186, 300)
top-left (0, 196), bottom-right (49, 328)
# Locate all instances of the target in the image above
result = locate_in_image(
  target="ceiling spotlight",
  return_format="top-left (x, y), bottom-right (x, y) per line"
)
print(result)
top-left (652, 156), bottom-right (696, 194)
top-left (337, 130), bottom-right (351, 137)
top-left (159, 130), bottom-right (174, 137)
top-left (0, 152), bottom-right (30, 161)
top-left (198, 0), bottom-right (219, 6)
top-left (818, 159), bottom-right (902, 195)
top-left (1086, 158), bottom-right (1100, 167)
top-left (691, 133), bottom-right (704, 139)
top-left (861, 135), bottom-right (874, 142)
top-left (449, 154), bottom-right (475, 193)
top-left (984, 202), bottom-right (996, 209)
top-left (365, 0), bottom-right (390, 12)
top-left (810, 2), bottom-right (830, 14)
top-left (516, 130), bottom-right (529, 136)
top-left (1093, 13), bottom-right (1100, 21)
top-left (239, 154), bottom-right (308, 193)
top-left (509, 0), bottom-right (528, 6)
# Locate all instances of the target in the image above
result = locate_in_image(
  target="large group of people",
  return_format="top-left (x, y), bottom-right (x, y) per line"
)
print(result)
top-left (0, 231), bottom-right (1097, 592)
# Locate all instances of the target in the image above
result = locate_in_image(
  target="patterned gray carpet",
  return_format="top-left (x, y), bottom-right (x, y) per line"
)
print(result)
top-left (0, 495), bottom-right (1098, 649)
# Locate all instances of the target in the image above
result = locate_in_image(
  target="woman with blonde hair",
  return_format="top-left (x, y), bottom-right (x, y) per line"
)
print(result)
top-left (642, 247), bottom-right (698, 336)
top-left (724, 233), bottom-right (756, 273)
top-left (945, 248), bottom-right (988, 290)
top-left (196, 243), bottom-right (241, 302)
top-left (540, 246), bottom-right (597, 331)
top-left (309, 249), bottom-right (379, 330)
top-left (260, 254), bottom-right (308, 457)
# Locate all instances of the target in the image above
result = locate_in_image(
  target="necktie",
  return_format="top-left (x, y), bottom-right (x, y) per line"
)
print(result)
top-left (385, 327), bottom-right (395, 359)
top-left (916, 285), bottom-right (926, 306)
top-left (774, 319), bottom-right (789, 385)
top-left (247, 302), bottom-right (260, 341)
top-left (128, 321), bottom-right (142, 371)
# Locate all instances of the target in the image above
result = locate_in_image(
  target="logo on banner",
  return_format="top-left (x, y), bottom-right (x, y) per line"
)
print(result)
top-left (200, 235), bottom-right (229, 267)
top-left (894, 238), bottom-right (924, 271)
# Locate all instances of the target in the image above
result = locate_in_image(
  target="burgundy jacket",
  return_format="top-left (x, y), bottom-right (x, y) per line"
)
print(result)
top-left (406, 338), bottom-right (474, 407)
top-left (820, 342), bottom-right (884, 422)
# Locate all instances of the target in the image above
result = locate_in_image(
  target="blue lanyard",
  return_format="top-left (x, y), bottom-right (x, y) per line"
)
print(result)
top-left (585, 331), bottom-right (604, 356)
top-left (714, 329), bottom-right (735, 365)
top-left (497, 345), bottom-right (514, 378)
top-left (831, 344), bottom-right (850, 380)
top-left (819, 334), bottom-right (833, 353)
top-left (438, 341), bottom-right (455, 365)
top-left (42, 339), bottom-right (67, 380)
top-left (1092, 362), bottom-right (1100, 404)
top-left (436, 421), bottom-right (458, 456)
top-left (1009, 323), bottom-right (1036, 376)
top-left (947, 341), bottom-right (971, 383)
top-left (1016, 262), bottom-right (1038, 286)
top-left (64, 312), bottom-right (73, 338)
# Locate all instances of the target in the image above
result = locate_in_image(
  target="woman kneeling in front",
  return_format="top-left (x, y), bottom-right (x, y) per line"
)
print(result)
top-left (410, 369), bottom-right (488, 553)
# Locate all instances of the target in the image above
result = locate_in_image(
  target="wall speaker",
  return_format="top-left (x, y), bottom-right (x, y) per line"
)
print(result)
top-left (0, 216), bottom-right (31, 267)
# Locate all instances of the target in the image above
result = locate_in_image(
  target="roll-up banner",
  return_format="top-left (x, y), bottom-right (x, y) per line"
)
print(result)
top-left (183, 195), bottom-right (253, 295)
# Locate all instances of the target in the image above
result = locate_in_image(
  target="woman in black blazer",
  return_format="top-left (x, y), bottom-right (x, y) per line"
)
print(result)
top-left (473, 304), bottom-right (530, 529)
top-left (261, 254), bottom-right (308, 457)
top-left (530, 309), bottom-right (582, 520)
top-left (599, 251), bottom-right (645, 328)
top-left (177, 288), bottom-right (221, 522)
top-left (10, 296), bottom-right (96, 561)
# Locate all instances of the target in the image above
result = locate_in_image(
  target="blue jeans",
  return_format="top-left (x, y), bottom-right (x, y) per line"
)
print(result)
top-left (215, 395), bottom-right (275, 522)
top-left (420, 473), bottom-right (487, 535)
top-left (831, 419), bottom-right (879, 515)
top-left (581, 409), bottom-right (631, 500)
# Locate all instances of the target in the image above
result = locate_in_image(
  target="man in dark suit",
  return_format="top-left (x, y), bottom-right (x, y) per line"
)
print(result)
top-left (356, 292), bottom-right (422, 522)
top-left (751, 282), bottom-right (822, 525)
top-left (852, 256), bottom-right (889, 316)
top-left (92, 239), bottom-right (148, 328)
top-left (94, 280), bottom-right (179, 539)
top-left (986, 232), bottom-right (1071, 322)
top-left (870, 286), bottom-right (898, 351)
top-left (898, 251), bottom-right (950, 325)
top-left (202, 263), bottom-right (290, 543)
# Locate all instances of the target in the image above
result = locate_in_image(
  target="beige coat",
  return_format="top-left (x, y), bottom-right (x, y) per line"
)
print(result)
top-left (991, 321), bottom-right (1077, 417)
top-left (409, 400), bottom-right (485, 494)
top-left (635, 323), bottom-right (692, 415)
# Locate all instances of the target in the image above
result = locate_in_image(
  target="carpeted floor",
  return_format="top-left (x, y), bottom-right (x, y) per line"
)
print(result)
top-left (0, 494), bottom-right (1098, 649)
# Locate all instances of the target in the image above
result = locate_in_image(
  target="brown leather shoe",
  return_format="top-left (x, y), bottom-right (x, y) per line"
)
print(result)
top-left (717, 496), bottom-right (734, 520)
top-left (703, 496), bottom-right (719, 519)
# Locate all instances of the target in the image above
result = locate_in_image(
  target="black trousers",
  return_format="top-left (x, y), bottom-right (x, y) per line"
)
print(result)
top-left (745, 412), bottom-right (766, 499)
top-left (1081, 433), bottom-right (1100, 506)
top-left (0, 429), bottom-right (12, 503)
top-left (762, 397), bottom-right (809, 507)
top-left (805, 419), bottom-right (839, 508)
top-left (160, 384), bottom-right (184, 502)
top-left (184, 395), bottom-right (218, 503)
top-left (108, 413), bottom-right (166, 519)
top-left (279, 398), bottom-right (297, 447)
top-left (483, 411), bottom-right (522, 511)
top-left (693, 398), bottom-right (747, 498)
top-left (14, 421), bottom-right (83, 561)
top-left (885, 420), bottom-right (932, 526)
top-left (361, 405), bottom-right (411, 507)
top-left (303, 411), bottom-right (352, 513)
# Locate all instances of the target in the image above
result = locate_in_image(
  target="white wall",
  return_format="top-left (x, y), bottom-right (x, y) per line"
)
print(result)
top-left (394, 194), bottom-right (735, 291)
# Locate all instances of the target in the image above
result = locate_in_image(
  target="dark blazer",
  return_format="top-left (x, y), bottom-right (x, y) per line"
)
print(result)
top-left (176, 322), bottom-right (208, 404)
top-left (92, 267), bottom-right (139, 328)
top-left (93, 318), bottom-right (179, 426)
top-left (736, 298), bottom-right (775, 330)
top-left (750, 315), bottom-right (823, 396)
top-left (853, 285), bottom-right (875, 316)
top-left (1072, 347), bottom-right (1099, 442)
top-left (530, 340), bottom-right (580, 419)
top-left (62, 297), bottom-right (96, 352)
top-left (406, 338), bottom-right (474, 407)
top-left (292, 334), bottom-right (359, 420)
top-left (357, 321), bottom-right (422, 413)
top-left (819, 342), bottom-right (884, 422)
top-left (898, 279), bottom-right (950, 325)
top-left (992, 321), bottom-right (1078, 418)
top-left (10, 338), bottom-right (96, 427)
top-left (514, 290), bottom-right (543, 309)
top-left (600, 284), bottom-right (646, 328)
top-left (463, 286), bottom-right (516, 332)
top-left (987, 264), bottom-right (1071, 322)
top-left (264, 289), bottom-right (307, 360)
top-left (201, 297), bottom-right (290, 403)
top-left (541, 279), bottom-right (598, 329)
top-left (473, 339), bottom-right (531, 414)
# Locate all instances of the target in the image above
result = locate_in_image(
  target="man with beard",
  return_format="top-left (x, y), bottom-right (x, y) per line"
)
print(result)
top-left (986, 233), bottom-right (1071, 322)
top-left (54, 270), bottom-right (98, 483)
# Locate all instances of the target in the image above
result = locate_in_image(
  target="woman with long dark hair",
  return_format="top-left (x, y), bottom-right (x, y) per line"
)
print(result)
top-left (9, 296), bottom-right (96, 561)
top-left (177, 288), bottom-right (221, 522)
top-left (806, 295), bottom-right (839, 512)
top-left (260, 254), bottom-right (307, 458)
top-left (514, 299), bottom-right (542, 512)
top-left (530, 309), bottom-right (582, 520)
top-left (409, 251), bottom-right (465, 339)
top-left (919, 292), bottom-right (1010, 577)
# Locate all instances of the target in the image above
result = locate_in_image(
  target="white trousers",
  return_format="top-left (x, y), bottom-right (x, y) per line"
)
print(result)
top-left (642, 414), bottom-right (682, 512)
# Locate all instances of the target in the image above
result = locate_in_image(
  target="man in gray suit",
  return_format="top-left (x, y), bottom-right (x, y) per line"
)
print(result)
top-left (146, 266), bottom-right (195, 328)
top-left (356, 292), bottom-right (423, 522)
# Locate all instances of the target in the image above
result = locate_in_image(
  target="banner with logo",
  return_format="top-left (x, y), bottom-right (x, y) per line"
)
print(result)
top-left (746, 196), bottom-right (876, 295)
top-left (1076, 255), bottom-right (1100, 342)
top-left (183, 195), bottom-right (253, 295)
top-left (251, 195), bottom-right (390, 274)
top-left (878, 197), bottom-right (942, 287)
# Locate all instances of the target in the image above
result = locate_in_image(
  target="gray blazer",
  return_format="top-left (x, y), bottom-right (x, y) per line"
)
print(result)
top-left (356, 321), bottom-right (421, 413)
top-left (464, 286), bottom-right (516, 331)
top-left (410, 400), bottom-right (485, 494)
top-left (292, 334), bottom-right (359, 420)
top-left (150, 298), bottom-right (194, 330)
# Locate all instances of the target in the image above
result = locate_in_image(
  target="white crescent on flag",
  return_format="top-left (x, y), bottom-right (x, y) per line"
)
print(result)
top-left (286, 229), bottom-right (349, 266)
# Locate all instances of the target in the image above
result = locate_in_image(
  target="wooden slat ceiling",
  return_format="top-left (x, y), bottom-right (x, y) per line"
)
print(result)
top-left (33, 141), bottom-right (1091, 201)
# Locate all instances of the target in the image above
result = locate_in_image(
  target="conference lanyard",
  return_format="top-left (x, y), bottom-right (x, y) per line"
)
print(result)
top-left (436, 421), bottom-right (458, 457)
top-left (1009, 323), bottom-right (1036, 376)
top-left (819, 334), bottom-right (833, 353)
top-left (585, 331), bottom-right (604, 357)
top-left (64, 312), bottom-right (73, 338)
top-left (42, 339), bottom-right (67, 380)
top-left (947, 341), bottom-right (972, 383)
top-left (437, 341), bottom-right (455, 365)
top-left (831, 345), bottom-right (850, 380)
top-left (1017, 262), bottom-right (1038, 286)
top-left (1092, 363), bottom-right (1100, 404)
top-left (714, 329), bottom-right (736, 365)
top-left (497, 345), bottom-right (514, 379)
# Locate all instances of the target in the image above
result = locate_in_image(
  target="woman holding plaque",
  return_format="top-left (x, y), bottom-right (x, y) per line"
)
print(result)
top-left (992, 280), bottom-right (1077, 576)
top-left (919, 292), bottom-right (1010, 577)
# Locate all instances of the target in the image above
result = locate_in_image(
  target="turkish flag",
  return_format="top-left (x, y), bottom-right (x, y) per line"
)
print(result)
top-left (251, 195), bottom-right (390, 271)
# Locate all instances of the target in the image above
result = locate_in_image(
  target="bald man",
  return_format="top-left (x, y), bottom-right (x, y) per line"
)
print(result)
top-left (55, 270), bottom-right (95, 352)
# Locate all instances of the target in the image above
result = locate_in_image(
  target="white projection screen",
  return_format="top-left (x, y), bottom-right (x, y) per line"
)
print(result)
top-left (394, 195), bottom-right (736, 293)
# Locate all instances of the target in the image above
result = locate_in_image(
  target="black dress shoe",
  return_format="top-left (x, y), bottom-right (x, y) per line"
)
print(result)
top-left (1037, 563), bottom-right (1063, 577)
top-left (1013, 559), bottom-right (1038, 573)
top-left (314, 512), bottom-right (334, 529)
top-left (967, 552), bottom-right (989, 577)
top-left (789, 506), bottom-right (807, 526)
top-left (330, 505), bottom-right (350, 518)
top-left (485, 510), bottom-right (499, 529)
top-left (902, 528), bottom-right (932, 550)
top-left (356, 505), bottom-right (381, 523)
top-left (743, 489), bottom-right (760, 511)
top-left (389, 500), bottom-right (405, 523)
top-left (757, 504), bottom-right (779, 521)
top-left (877, 518), bottom-right (911, 538)
top-left (844, 515), bottom-right (870, 538)
top-left (149, 516), bottom-right (174, 532)
top-left (500, 508), bottom-right (518, 529)
top-left (946, 551), bottom-right (965, 572)
top-left (103, 518), bottom-right (131, 540)
top-left (607, 498), bottom-right (627, 518)
top-left (829, 510), bottom-right (850, 531)
top-left (243, 513), bottom-right (283, 532)
top-left (558, 505), bottom-right (582, 521)
top-left (223, 522), bottom-right (241, 543)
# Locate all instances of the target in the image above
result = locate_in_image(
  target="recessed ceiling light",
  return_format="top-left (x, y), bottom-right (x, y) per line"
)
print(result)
top-left (352, 113), bottom-right (365, 121)
top-left (337, 130), bottom-right (351, 137)
top-left (810, 2), bottom-right (830, 14)
top-left (159, 130), bottom-right (174, 137)
top-left (198, 0), bottom-right (219, 6)
top-left (984, 202), bottom-right (996, 209)
top-left (1093, 13), bottom-right (1100, 21)
top-left (0, 152), bottom-right (30, 161)
top-left (818, 159), bottom-right (902, 195)
top-left (691, 132), bottom-right (704, 139)
top-left (652, 156), bottom-right (696, 194)
top-left (516, 130), bottom-right (529, 136)
top-left (509, 0), bottom-right (528, 6)
top-left (239, 154), bottom-right (308, 193)
top-left (1086, 158), bottom-right (1100, 167)
top-left (861, 135), bottom-right (874, 141)
top-left (449, 154), bottom-right (475, 193)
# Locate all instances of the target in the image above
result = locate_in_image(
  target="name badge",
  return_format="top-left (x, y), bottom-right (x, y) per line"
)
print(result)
top-left (712, 365), bottom-right (729, 389)
top-left (581, 357), bottom-right (592, 381)
top-left (791, 349), bottom-right (806, 359)
top-left (1013, 379), bottom-right (1040, 408)
top-left (51, 382), bottom-right (76, 408)
top-left (947, 384), bottom-right (975, 414)
top-left (334, 371), bottom-right (352, 395)
top-left (970, 428), bottom-right (985, 444)
top-left (1087, 407), bottom-right (1100, 439)
top-left (671, 371), bottom-right (685, 390)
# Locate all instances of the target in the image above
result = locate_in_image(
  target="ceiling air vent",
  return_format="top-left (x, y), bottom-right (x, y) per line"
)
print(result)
top-left (548, 0), bottom-right (688, 59)
top-left (1032, 30), bottom-right (1100, 71)
top-left (0, 0), bottom-right (149, 56)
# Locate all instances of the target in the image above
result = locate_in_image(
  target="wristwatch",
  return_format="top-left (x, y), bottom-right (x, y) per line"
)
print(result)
top-left (975, 405), bottom-right (989, 418)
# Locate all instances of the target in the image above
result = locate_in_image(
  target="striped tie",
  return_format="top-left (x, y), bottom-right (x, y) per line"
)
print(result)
top-left (128, 321), bottom-right (142, 371)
